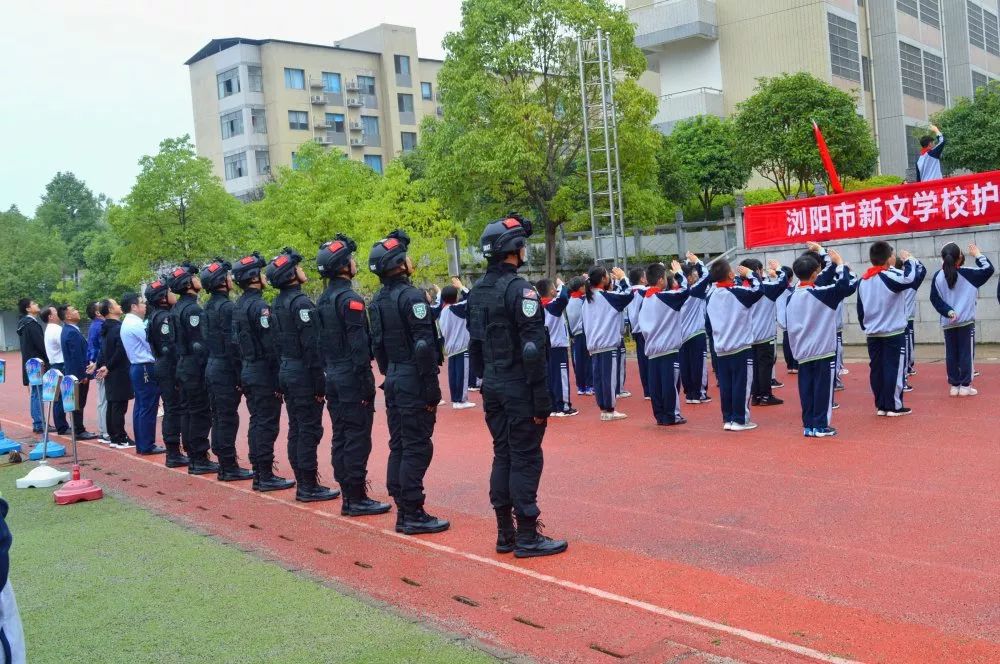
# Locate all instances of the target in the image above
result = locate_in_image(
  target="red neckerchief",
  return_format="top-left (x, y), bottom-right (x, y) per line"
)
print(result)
top-left (797, 281), bottom-right (815, 288)
top-left (742, 279), bottom-right (751, 287)
top-left (540, 297), bottom-right (553, 306)
top-left (570, 291), bottom-right (584, 299)
top-left (644, 287), bottom-right (663, 298)
top-left (862, 265), bottom-right (888, 280)
top-left (715, 280), bottom-right (735, 288)
top-left (921, 146), bottom-right (932, 155)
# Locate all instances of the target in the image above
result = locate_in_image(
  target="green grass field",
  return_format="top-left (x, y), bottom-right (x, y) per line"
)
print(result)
top-left (0, 464), bottom-right (497, 664)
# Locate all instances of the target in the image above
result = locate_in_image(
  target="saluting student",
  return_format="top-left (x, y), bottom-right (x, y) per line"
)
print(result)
top-left (930, 243), bottom-right (994, 396)
top-left (626, 267), bottom-right (650, 399)
top-left (565, 277), bottom-right (592, 396)
top-left (895, 255), bottom-right (927, 391)
top-left (438, 285), bottom-right (477, 410)
top-left (582, 266), bottom-right (632, 421)
top-left (536, 278), bottom-right (576, 417)
top-left (678, 253), bottom-right (712, 404)
top-left (741, 258), bottom-right (788, 407)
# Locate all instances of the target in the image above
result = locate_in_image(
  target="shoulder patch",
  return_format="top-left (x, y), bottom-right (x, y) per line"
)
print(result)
top-left (189, 315), bottom-right (200, 327)
top-left (522, 299), bottom-right (539, 317)
top-left (412, 303), bottom-right (428, 320)
top-left (160, 322), bottom-right (170, 336)
top-left (523, 288), bottom-right (538, 299)
top-left (259, 315), bottom-right (270, 329)
top-left (299, 309), bottom-right (311, 323)
top-left (349, 300), bottom-right (365, 312)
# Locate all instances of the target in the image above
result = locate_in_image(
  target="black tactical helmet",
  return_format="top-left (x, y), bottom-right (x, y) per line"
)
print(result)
top-left (231, 252), bottom-right (267, 285)
top-left (480, 214), bottom-right (533, 261)
top-left (265, 247), bottom-right (304, 288)
top-left (317, 234), bottom-right (357, 277)
top-left (199, 257), bottom-right (232, 290)
top-left (168, 263), bottom-right (199, 294)
top-left (368, 229), bottom-right (411, 277)
top-left (144, 275), bottom-right (171, 306)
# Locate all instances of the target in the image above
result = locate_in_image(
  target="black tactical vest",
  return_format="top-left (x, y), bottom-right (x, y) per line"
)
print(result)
top-left (369, 282), bottom-right (415, 364)
top-left (148, 308), bottom-right (175, 361)
top-left (171, 296), bottom-right (199, 357)
top-left (234, 293), bottom-right (267, 363)
top-left (271, 289), bottom-right (308, 360)
top-left (467, 271), bottom-right (520, 371)
top-left (315, 284), bottom-right (351, 367)
top-left (203, 293), bottom-right (230, 359)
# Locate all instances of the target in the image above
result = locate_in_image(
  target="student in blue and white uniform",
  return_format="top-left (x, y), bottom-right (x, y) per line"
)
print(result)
top-left (706, 260), bottom-right (763, 431)
top-left (930, 243), bottom-right (994, 397)
top-left (678, 253), bottom-right (711, 404)
top-left (582, 266), bottom-right (633, 421)
top-left (856, 241), bottom-right (920, 417)
top-left (536, 278), bottom-right (577, 417)
top-left (626, 267), bottom-right (649, 399)
top-left (895, 255), bottom-right (927, 390)
top-left (806, 243), bottom-right (856, 393)
top-left (775, 266), bottom-right (798, 375)
top-left (741, 258), bottom-right (788, 407)
top-left (565, 277), bottom-right (592, 395)
top-left (438, 285), bottom-right (476, 410)
top-left (786, 249), bottom-right (857, 438)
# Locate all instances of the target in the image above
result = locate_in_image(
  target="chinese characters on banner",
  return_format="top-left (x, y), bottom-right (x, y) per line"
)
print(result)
top-left (743, 171), bottom-right (1000, 249)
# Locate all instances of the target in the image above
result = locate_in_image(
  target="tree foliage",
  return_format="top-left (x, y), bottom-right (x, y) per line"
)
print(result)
top-left (735, 72), bottom-right (877, 198)
top-left (666, 115), bottom-right (750, 219)
top-left (419, 0), bottom-right (662, 276)
top-left (34, 172), bottom-right (103, 281)
top-left (933, 80), bottom-right (1000, 173)
top-left (0, 206), bottom-right (67, 310)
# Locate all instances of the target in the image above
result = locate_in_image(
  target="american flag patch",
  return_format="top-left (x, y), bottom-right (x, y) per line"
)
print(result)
top-left (522, 288), bottom-right (538, 299)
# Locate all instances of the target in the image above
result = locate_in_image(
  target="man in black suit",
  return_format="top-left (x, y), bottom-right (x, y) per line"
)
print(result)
top-left (95, 299), bottom-right (134, 448)
top-left (15, 298), bottom-right (46, 434)
top-left (58, 305), bottom-right (98, 440)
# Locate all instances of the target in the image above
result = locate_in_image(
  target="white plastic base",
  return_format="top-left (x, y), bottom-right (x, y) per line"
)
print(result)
top-left (15, 462), bottom-right (71, 489)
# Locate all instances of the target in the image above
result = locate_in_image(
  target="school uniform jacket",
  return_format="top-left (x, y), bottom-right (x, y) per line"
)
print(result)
top-left (542, 286), bottom-right (571, 349)
top-left (706, 275), bottom-right (763, 356)
top-left (626, 285), bottom-right (648, 335)
top-left (438, 301), bottom-right (470, 357)
top-left (679, 262), bottom-right (710, 342)
top-left (749, 272), bottom-right (789, 344)
top-left (787, 267), bottom-right (858, 363)
top-left (582, 287), bottom-right (633, 354)
top-left (856, 258), bottom-right (919, 337)
top-left (640, 275), bottom-right (710, 358)
top-left (566, 293), bottom-right (584, 336)
top-left (929, 255), bottom-right (995, 329)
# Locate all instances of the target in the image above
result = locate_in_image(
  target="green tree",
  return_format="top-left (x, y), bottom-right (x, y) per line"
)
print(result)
top-left (656, 133), bottom-right (692, 207)
top-left (667, 115), bottom-right (750, 219)
top-left (109, 135), bottom-right (245, 284)
top-left (735, 72), bottom-right (877, 198)
top-left (933, 80), bottom-right (1000, 173)
top-left (34, 172), bottom-right (103, 282)
top-left (419, 0), bottom-right (662, 277)
top-left (0, 206), bottom-right (68, 310)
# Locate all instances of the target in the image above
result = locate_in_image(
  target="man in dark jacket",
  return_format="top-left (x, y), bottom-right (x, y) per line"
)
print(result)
top-left (16, 298), bottom-right (46, 434)
top-left (58, 305), bottom-right (97, 440)
top-left (96, 298), bottom-right (134, 448)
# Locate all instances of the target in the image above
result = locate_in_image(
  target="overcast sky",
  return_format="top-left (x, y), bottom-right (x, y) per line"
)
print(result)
top-left (0, 0), bottom-right (465, 215)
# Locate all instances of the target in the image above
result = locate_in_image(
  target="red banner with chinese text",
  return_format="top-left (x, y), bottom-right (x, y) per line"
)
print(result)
top-left (743, 171), bottom-right (1000, 248)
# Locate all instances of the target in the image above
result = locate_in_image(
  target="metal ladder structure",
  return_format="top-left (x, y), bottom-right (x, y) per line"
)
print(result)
top-left (577, 28), bottom-right (627, 270)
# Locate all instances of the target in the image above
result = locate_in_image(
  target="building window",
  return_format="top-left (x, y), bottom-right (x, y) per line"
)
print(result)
top-left (364, 155), bottom-right (384, 174)
top-left (401, 132), bottom-right (417, 152)
top-left (251, 108), bottom-right (267, 133)
top-left (899, 42), bottom-right (925, 98)
top-left (973, 70), bottom-right (989, 92)
top-left (394, 55), bottom-right (410, 76)
top-left (220, 110), bottom-right (244, 139)
top-left (984, 9), bottom-right (1000, 56)
top-left (248, 66), bottom-right (263, 92)
top-left (397, 93), bottom-right (415, 113)
top-left (861, 55), bottom-right (872, 92)
top-left (217, 68), bottom-right (240, 99)
top-left (922, 51), bottom-right (946, 104)
top-left (325, 112), bottom-right (345, 132)
top-left (288, 110), bottom-right (309, 130)
top-left (918, 0), bottom-right (939, 28)
top-left (969, 1), bottom-right (986, 50)
top-left (828, 13), bottom-right (861, 82)
top-left (361, 115), bottom-right (379, 137)
top-left (224, 152), bottom-right (247, 180)
top-left (255, 150), bottom-right (270, 175)
top-left (896, 0), bottom-right (918, 19)
top-left (357, 75), bottom-right (376, 95)
top-left (322, 72), bottom-right (341, 93)
top-left (284, 68), bottom-right (305, 89)
top-left (291, 152), bottom-right (299, 170)
top-left (421, 82), bottom-right (433, 100)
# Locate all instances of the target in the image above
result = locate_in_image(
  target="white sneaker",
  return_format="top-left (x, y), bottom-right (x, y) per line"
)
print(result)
top-left (876, 410), bottom-right (887, 416)
top-left (723, 422), bottom-right (733, 431)
top-left (839, 368), bottom-right (850, 375)
top-left (438, 399), bottom-right (446, 406)
top-left (643, 396), bottom-right (651, 401)
top-left (959, 386), bottom-right (978, 397)
top-left (618, 391), bottom-right (632, 398)
top-left (685, 399), bottom-right (701, 404)
top-left (600, 411), bottom-right (628, 421)
top-left (949, 386), bottom-right (960, 397)
top-left (730, 422), bottom-right (758, 431)
top-left (553, 408), bottom-right (579, 418)
top-left (452, 401), bottom-right (477, 410)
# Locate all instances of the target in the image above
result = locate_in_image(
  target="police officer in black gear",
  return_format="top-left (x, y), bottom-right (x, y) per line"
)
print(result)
top-left (316, 236), bottom-right (392, 517)
top-left (467, 215), bottom-right (568, 558)
top-left (201, 258), bottom-right (254, 482)
top-left (145, 276), bottom-right (189, 469)
top-left (267, 248), bottom-right (340, 502)
top-left (368, 230), bottom-right (449, 535)
top-left (169, 263), bottom-right (218, 475)
top-left (232, 254), bottom-right (296, 492)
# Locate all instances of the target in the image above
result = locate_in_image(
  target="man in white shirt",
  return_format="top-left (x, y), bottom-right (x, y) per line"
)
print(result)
top-left (119, 292), bottom-right (164, 456)
top-left (41, 305), bottom-right (69, 434)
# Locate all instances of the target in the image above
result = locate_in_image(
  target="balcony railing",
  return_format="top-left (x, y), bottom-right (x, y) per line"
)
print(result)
top-left (652, 87), bottom-right (724, 133)
top-left (631, 0), bottom-right (717, 51)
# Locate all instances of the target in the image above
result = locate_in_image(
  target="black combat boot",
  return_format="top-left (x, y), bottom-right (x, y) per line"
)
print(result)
top-left (514, 516), bottom-right (568, 559)
top-left (295, 470), bottom-right (340, 503)
top-left (341, 483), bottom-right (391, 517)
top-left (217, 459), bottom-right (254, 482)
top-left (252, 465), bottom-right (295, 492)
top-left (400, 507), bottom-right (450, 535)
top-left (164, 445), bottom-right (189, 469)
top-left (394, 503), bottom-right (405, 533)
top-left (187, 455), bottom-right (220, 475)
top-left (495, 506), bottom-right (516, 554)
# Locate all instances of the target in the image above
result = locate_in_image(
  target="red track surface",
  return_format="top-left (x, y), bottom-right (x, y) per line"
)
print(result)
top-left (3, 351), bottom-right (998, 663)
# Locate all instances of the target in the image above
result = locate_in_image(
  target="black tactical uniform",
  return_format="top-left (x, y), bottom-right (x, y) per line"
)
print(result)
top-left (145, 278), bottom-right (189, 469)
top-left (232, 253), bottom-right (295, 492)
top-left (168, 264), bottom-right (217, 475)
top-left (368, 230), bottom-right (449, 535)
top-left (267, 248), bottom-right (339, 503)
top-left (467, 216), bottom-right (567, 558)
top-left (201, 259), bottom-right (253, 481)
top-left (315, 236), bottom-right (392, 517)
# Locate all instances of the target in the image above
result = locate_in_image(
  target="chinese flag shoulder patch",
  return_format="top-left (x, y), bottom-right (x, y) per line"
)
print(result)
top-left (348, 300), bottom-right (365, 311)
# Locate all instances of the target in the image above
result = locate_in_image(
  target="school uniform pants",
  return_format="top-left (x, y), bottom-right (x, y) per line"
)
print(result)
top-left (591, 349), bottom-right (620, 412)
top-left (906, 320), bottom-right (916, 373)
top-left (781, 330), bottom-right (798, 371)
top-left (750, 341), bottom-right (775, 398)
top-left (866, 333), bottom-right (906, 413)
top-left (616, 341), bottom-right (627, 394)
top-left (679, 333), bottom-right (708, 400)
top-left (836, 330), bottom-right (845, 378)
top-left (648, 353), bottom-right (682, 424)
top-left (633, 332), bottom-right (650, 398)
top-left (129, 362), bottom-right (161, 453)
top-left (447, 352), bottom-right (470, 403)
top-left (571, 334), bottom-right (592, 391)
top-left (797, 358), bottom-right (836, 430)
top-left (546, 346), bottom-right (571, 413)
top-left (944, 323), bottom-right (975, 387)
top-left (717, 349), bottom-right (753, 425)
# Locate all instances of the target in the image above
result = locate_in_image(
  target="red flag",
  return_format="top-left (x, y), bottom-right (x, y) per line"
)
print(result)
top-left (812, 120), bottom-right (844, 194)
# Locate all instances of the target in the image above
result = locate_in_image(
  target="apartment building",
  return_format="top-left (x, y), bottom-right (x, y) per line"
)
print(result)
top-left (629, 0), bottom-right (1000, 179)
top-left (185, 24), bottom-right (443, 199)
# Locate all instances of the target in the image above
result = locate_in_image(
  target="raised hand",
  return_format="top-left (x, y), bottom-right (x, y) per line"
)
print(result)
top-left (829, 249), bottom-right (843, 266)
top-left (806, 241), bottom-right (823, 253)
top-left (899, 250), bottom-right (912, 261)
top-left (737, 265), bottom-right (752, 278)
top-left (670, 259), bottom-right (682, 273)
top-left (767, 259), bottom-right (781, 272)
top-left (685, 251), bottom-right (698, 264)
top-left (968, 243), bottom-right (982, 258)
top-left (451, 276), bottom-right (463, 289)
